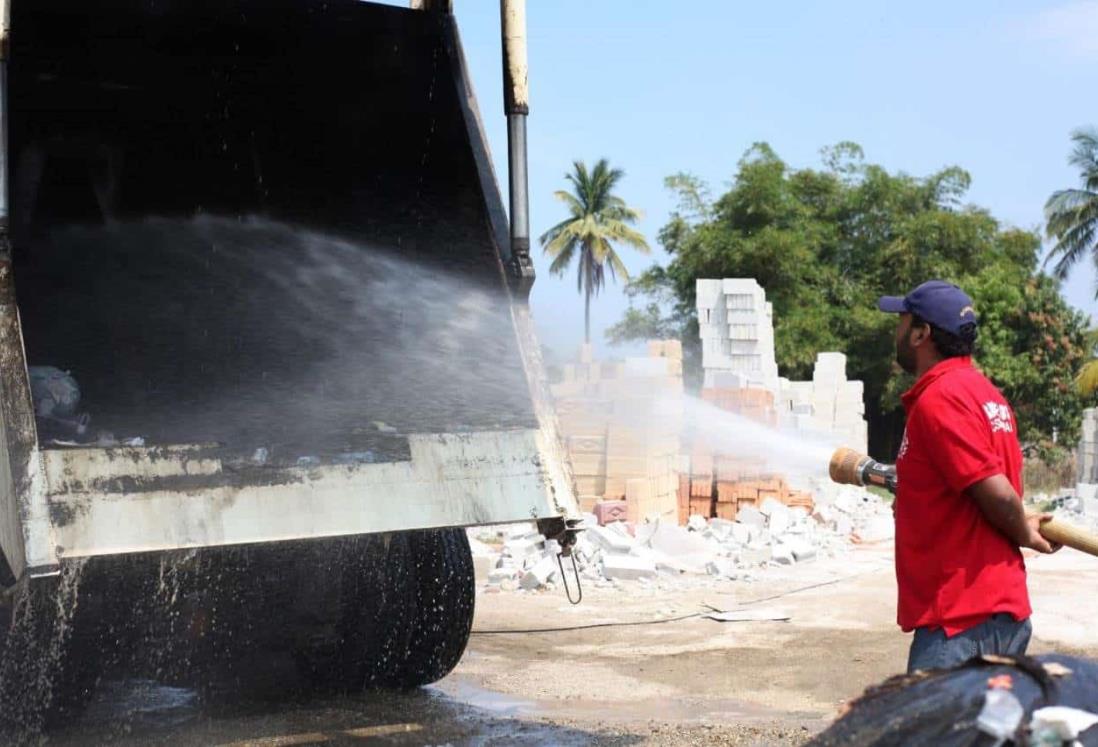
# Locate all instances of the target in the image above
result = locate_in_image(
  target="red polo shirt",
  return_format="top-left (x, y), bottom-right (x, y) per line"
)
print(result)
top-left (895, 356), bottom-right (1030, 636)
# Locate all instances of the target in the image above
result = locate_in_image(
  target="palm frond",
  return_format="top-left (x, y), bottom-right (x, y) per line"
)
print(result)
top-left (548, 241), bottom-right (577, 276)
top-left (552, 190), bottom-right (585, 216)
top-left (605, 248), bottom-right (631, 283)
top-left (599, 220), bottom-right (652, 251)
top-left (1048, 218), bottom-right (1098, 280)
top-left (538, 216), bottom-right (579, 249)
top-left (1078, 359), bottom-right (1098, 396)
top-left (1068, 127), bottom-right (1098, 191)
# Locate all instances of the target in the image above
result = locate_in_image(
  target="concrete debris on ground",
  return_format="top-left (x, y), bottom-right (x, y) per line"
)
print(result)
top-left (469, 485), bottom-right (892, 592)
top-left (1043, 485), bottom-right (1098, 536)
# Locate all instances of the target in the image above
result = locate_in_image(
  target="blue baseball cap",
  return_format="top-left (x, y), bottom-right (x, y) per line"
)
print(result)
top-left (877, 280), bottom-right (978, 335)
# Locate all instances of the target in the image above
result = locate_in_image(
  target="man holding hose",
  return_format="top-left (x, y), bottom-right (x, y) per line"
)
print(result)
top-left (877, 280), bottom-right (1060, 673)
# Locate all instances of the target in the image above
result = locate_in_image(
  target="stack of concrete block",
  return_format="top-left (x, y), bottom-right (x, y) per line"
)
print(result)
top-left (809, 352), bottom-right (868, 453)
top-left (1077, 408), bottom-right (1098, 485)
top-left (776, 353), bottom-right (868, 454)
top-left (696, 278), bottom-right (780, 394)
top-left (696, 278), bottom-right (868, 454)
top-left (551, 340), bottom-right (684, 523)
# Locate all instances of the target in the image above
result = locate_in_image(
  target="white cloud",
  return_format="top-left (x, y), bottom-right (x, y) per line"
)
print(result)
top-left (1027, 0), bottom-right (1098, 59)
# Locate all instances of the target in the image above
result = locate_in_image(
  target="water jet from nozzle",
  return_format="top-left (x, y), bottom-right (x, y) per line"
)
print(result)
top-left (829, 447), bottom-right (897, 494)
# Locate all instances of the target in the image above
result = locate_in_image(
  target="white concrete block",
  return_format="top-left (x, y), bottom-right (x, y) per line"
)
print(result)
top-left (730, 522), bottom-right (754, 545)
top-left (1076, 483), bottom-right (1098, 502)
top-left (737, 505), bottom-right (767, 529)
top-left (520, 553), bottom-right (559, 589)
top-left (706, 558), bottom-right (738, 578)
top-left (856, 515), bottom-right (895, 543)
top-left (649, 524), bottom-right (714, 562)
top-left (601, 552), bottom-right (657, 580)
top-left (503, 535), bottom-right (544, 561)
top-left (487, 566), bottom-right (514, 585)
top-left (771, 543), bottom-right (796, 565)
top-left (707, 518), bottom-right (736, 541)
top-left (586, 525), bottom-right (635, 554)
top-left (785, 538), bottom-right (817, 562)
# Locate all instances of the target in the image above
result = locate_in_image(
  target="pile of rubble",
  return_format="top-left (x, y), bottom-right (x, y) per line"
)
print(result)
top-left (1047, 490), bottom-right (1098, 535)
top-left (472, 484), bottom-right (894, 592)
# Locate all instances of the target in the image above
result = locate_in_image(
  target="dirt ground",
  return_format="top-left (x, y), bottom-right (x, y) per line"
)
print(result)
top-left (435, 542), bottom-right (1098, 746)
top-left (43, 542), bottom-right (1098, 746)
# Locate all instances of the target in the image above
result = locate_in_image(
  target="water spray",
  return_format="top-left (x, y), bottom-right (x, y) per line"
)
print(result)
top-left (828, 448), bottom-right (1098, 558)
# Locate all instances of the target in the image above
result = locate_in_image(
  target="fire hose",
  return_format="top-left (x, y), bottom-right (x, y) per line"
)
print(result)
top-left (829, 447), bottom-right (1098, 558)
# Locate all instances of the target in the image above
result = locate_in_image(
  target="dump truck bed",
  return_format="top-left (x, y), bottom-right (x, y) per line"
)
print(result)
top-left (0, 0), bottom-right (575, 579)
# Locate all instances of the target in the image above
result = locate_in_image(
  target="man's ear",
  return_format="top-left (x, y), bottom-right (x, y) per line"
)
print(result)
top-left (909, 322), bottom-right (931, 348)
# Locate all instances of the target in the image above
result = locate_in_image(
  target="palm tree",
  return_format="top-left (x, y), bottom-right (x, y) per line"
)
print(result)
top-left (1045, 127), bottom-right (1098, 284)
top-left (1076, 327), bottom-right (1098, 396)
top-left (539, 159), bottom-right (650, 344)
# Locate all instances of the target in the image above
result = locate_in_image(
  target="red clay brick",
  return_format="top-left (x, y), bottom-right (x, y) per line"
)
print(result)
top-left (593, 500), bottom-right (628, 526)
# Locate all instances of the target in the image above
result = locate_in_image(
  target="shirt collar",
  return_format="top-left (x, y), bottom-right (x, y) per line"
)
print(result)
top-left (900, 356), bottom-right (973, 411)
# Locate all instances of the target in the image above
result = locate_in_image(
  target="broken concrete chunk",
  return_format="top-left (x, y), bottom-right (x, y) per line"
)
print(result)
top-left (730, 523), bottom-right (754, 545)
top-left (601, 552), bottom-right (657, 580)
top-left (854, 515), bottom-right (894, 543)
top-left (503, 535), bottom-right (545, 562)
top-left (520, 554), bottom-right (558, 590)
top-left (586, 525), bottom-right (635, 554)
top-left (706, 558), bottom-right (737, 579)
top-left (771, 543), bottom-right (795, 565)
top-left (488, 567), bottom-right (516, 584)
top-left (758, 497), bottom-right (785, 517)
top-left (605, 521), bottom-right (634, 539)
top-left (737, 506), bottom-right (767, 529)
top-left (740, 546), bottom-right (773, 566)
top-left (784, 538), bottom-right (817, 562)
top-left (687, 514), bottom-right (708, 532)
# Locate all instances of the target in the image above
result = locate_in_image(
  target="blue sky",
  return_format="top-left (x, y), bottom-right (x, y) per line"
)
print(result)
top-left (388, 1), bottom-right (1098, 359)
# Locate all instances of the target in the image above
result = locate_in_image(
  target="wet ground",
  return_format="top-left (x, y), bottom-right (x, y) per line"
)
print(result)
top-left (47, 677), bottom-right (621, 746)
top-left (36, 545), bottom-right (1098, 746)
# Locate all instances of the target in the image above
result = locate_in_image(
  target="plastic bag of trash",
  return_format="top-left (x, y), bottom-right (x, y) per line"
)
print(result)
top-left (29, 366), bottom-right (81, 417)
top-left (807, 654), bottom-right (1098, 746)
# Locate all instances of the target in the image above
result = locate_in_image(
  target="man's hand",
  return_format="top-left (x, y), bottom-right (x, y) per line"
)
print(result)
top-left (967, 475), bottom-right (1060, 553)
top-left (1022, 512), bottom-right (1062, 554)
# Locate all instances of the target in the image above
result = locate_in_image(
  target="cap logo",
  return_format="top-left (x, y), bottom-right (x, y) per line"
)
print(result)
top-left (959, 305), bottom-right (974, 318)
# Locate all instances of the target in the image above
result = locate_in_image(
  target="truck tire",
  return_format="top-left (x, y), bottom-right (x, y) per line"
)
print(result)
top-left (293, 528), bottom-right (474, 691)
top-left (394, 528), bottom-right (476, 688)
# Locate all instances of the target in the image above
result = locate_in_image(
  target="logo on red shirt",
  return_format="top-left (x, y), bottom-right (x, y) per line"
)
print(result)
top-left (982, 401), bottom-right (1013, 433)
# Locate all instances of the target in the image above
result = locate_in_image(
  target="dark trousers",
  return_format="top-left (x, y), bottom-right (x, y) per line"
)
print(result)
top-left (907, 613), bottom-right (1032, 673)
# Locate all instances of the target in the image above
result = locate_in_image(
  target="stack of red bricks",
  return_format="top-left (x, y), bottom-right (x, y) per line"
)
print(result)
top-left (678, 385), bottom-right (814, 523)
top-left (699, 387), bottom-right (778, 427)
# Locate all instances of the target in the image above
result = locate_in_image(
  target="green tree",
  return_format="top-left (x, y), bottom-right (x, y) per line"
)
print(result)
top-left (539, 159), bottom-right (651, 344)
top-left (613, 143), bottom-right (1090, 460)
top-left (1045, 127), bottom-right (1098, 286)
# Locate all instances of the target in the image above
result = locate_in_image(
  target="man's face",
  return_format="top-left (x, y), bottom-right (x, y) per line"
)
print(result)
top-left (895, 313), bottom-right (919, 374)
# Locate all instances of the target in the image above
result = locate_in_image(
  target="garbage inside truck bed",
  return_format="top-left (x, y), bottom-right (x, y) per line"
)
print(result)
top-left (10, 0), bottom-right (536, 467)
